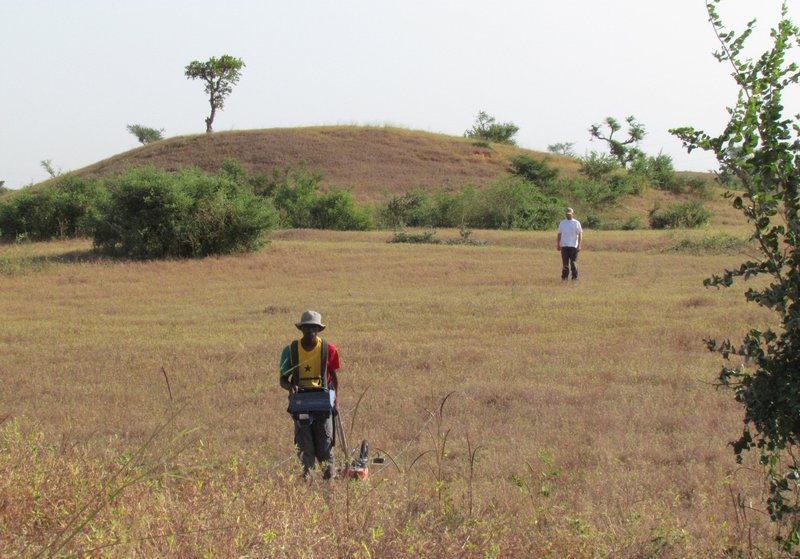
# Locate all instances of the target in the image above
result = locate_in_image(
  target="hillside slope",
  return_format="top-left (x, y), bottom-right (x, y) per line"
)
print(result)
top-left (6, 125), bottom-right (738, 228)
top-left (68, 126), bottom-right (582, 203)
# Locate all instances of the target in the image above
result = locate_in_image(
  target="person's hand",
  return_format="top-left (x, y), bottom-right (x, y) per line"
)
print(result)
top-left (289, 384), bottom-right (299, 394)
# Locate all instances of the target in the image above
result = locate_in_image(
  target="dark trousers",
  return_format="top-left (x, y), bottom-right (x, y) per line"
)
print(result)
top-left (561, 247), bottom-right (579, 280)
top-left (294, 414), bottom-right (335, 479)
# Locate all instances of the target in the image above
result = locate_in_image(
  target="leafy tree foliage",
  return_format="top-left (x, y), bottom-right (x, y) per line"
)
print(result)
top-left (464, 111), bottom-right (519, 145)
top-left (184, 55), bottom-right (245, 133)
top-left (671, 1), bottom-right (800, 544)
top-left (589, 115), bottom-right (645, 168)
top-left (126, 124), bottom-right (165, 144)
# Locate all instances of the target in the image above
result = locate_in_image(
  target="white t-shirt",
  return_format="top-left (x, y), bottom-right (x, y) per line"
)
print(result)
top-left (558, 219), bottom-right (582, 248)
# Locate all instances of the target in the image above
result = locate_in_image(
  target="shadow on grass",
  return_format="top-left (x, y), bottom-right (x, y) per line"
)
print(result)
top-left (0, 245), bottom-right (112, 275)
top-left (39, 248), bottom-right (108, 264)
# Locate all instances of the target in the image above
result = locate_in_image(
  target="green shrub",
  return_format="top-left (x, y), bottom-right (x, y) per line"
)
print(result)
top-left (469, 178), bottom-right (562, 230)
top-left (630, 153), bottom-right (677, 190)
top-left (509, 155), bottom-right (559, 185)
top-left (621, 215), bottom-right (645, 230)
top-left (582, 211), bottom-right (602, 229)
top-left (0, 176), bottom-right (104, 241)
top-left (264, 165), bottom-right (322, 228)
top-left (609, 172), bottom-right (649, 196)
top-left (92, 167), bottom-right (276, 258)
top-left (381, 187), bottom-right (437, 227)
top-left (381, 180), bottom-right (562, 231)
top-left (547, 177), bottom-right (623, 207)
top-left (309, 188), bottom-right (374, 230)
top-left (648, 200), bottom-right (712, 229)
top-left (436, 186), bottom-right (478, 228)
top-left (0, 189), bottom-right (54, 241)
top-left (218, 159), bottom-right (249, 184)
top-left (667, 175), bottom-right (714, 198)
top-left (579, 151), bottom-right (620, 180)
top-left (388, 230), bottom-right (441, 244)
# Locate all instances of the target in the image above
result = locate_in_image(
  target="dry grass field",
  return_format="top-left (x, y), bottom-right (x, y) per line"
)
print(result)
top-left (0, 226), bottom-right (784, 557)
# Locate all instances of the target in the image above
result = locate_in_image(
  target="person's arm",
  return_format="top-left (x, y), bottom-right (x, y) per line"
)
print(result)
top-left (576, 230), bottom-right (582, 251)
top-left (279, 346), bottom-right (296, 392)
top-left (556, 232), bottom-right (562, 251)
top-left (327, 343), bottom-right (341, 406)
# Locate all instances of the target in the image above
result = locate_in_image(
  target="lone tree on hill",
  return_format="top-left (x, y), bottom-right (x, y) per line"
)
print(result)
top-left (184, 55), bottom-right (245, 133)
top-left (589, 115), bottom-right (645, 168)
top-left (547, 142), bottom-right (576, 157)
top-left (672, 0), bottom-right (800, 547)
top-left (126, 124), bottom-right (164, 144)
top-left (464, 110), bottom-right (519, 145)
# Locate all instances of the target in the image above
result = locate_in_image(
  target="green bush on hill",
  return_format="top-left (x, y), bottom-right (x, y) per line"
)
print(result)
top-left (261, 164), bottom-right (373, 230)
top-left (464, 110), bottom-right (519, 145)
top-left (509, 155), bottom-right (559, 185)
top-left (579, 151), bottom-right (620, 180)
top-left (629, 153), bottom-right (677, 190)
top-left (92, 167), bottom-right (277, 258)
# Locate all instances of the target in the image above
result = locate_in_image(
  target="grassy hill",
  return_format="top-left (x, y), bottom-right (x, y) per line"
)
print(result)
top-left (6, 125), bottom-right (742, 228)
top-left (39, 126), bottom-right (583, 203)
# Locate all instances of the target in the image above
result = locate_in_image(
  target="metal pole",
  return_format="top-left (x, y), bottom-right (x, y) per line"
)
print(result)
top-left (334, 408), bottom-right (349, 462)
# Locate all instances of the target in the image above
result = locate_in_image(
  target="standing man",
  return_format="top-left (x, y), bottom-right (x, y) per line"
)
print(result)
top-left (279, 310), bottom-right (342, 480)
top-left (557, 207), bottom-right (582, 281)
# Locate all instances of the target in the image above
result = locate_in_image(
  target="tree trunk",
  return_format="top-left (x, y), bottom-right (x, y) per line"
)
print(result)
top-left (205, 104), bottom-right (216, 133)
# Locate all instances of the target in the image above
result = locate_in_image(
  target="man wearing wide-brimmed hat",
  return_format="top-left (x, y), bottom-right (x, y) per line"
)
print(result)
top-left (279, 310), bottom-right (342, 480)
top-left (557, 207), bottom-right (582, 281)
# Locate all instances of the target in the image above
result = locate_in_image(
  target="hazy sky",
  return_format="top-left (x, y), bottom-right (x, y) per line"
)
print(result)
top-left (1, 0), bottom-right (797, 189)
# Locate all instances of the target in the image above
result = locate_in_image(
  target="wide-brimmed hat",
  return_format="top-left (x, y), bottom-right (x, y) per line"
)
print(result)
top-left (565, 207), bottom-right (574, 215)
top-left (295, 310), bottom-right (325, 331)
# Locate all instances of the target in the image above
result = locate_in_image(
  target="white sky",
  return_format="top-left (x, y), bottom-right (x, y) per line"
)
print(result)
top-left (1, 0), bottom-right (797, 189)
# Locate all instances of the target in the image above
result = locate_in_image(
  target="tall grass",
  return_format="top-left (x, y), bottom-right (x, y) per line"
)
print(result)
top-left (0, 229), bottom-right (781, 556)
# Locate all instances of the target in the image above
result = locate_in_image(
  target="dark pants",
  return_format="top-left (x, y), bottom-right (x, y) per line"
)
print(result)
top-left (294, 414), bottom-right (335, 479)
top-left (561, 247), bottom-right (579, 280)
